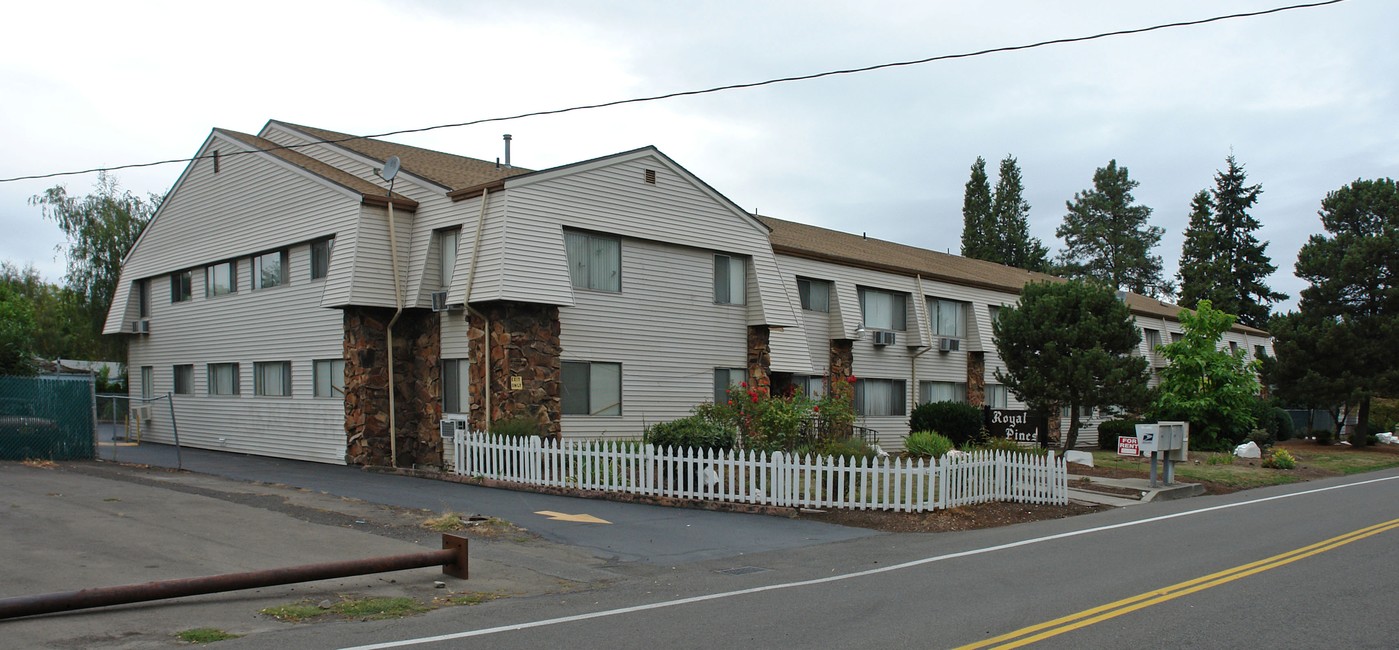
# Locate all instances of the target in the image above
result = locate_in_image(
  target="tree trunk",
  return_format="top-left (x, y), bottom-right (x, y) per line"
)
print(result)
top-left (1061, 407), bottom-right (1081, 451)
top-left (1351, 396), bottom-right (1372, 446)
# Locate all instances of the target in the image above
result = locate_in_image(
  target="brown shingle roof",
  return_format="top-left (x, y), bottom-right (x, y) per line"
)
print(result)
top-left (216, 129), bottom-right (418, 211)
top-left (268, 121), bottom-right (531, 191)
top-left (758, 215), bottom-right (1268, 336)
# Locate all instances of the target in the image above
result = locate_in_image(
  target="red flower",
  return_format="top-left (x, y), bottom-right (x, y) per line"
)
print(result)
top-left (726, 400), bottom-right (733, 406)
top-left (813, 405), bottom-right (820, 412)
top-left (846, 375), bottom-right (857, 384)
top-left (740, 381), bottom-right (748, 388)
top-left (751, 395), bottom-right (759, 403)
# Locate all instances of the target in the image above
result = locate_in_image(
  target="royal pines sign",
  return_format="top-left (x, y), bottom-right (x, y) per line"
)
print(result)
top-left (985, 408), bottom-right (1050, 445)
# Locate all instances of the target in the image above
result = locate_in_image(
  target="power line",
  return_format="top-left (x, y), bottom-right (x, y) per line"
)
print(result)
top-left (0, 0), bottom-right (1346, 184)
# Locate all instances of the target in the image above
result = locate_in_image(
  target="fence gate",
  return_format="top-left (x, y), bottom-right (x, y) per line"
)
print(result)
top-left (0, 375), bottom-right (96, 461)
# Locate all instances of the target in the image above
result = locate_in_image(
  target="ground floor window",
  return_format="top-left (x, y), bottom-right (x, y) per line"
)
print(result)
top-left (314, 359), bottom-right (346, 398)
top-left (441, 359), bottom-right (469, 413)
top-left (793, 375), bottom-right (826, 399)
top-left (713, 367), bottom-right (747, 403)
top-left (254, 361), bottom-right (291, 397)
top-left (563, 361), bottom-right (621, 416)
top-left (208, 363), bottom-right (240, 396)
top-left (140, 366), bottom-right (153, 400)
top-left (919, 380), bottom-right (967, 404)
top-left (985, 384), bottom-right (1009, 408)
top-left (855, 378), bottom-right (906, 417)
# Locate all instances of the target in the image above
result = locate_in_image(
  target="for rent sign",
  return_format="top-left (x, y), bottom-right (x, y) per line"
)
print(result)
top-left (1118, 436), bottom-right (1140, 456)
top-left (987, 409), bottom-right (1048, 445)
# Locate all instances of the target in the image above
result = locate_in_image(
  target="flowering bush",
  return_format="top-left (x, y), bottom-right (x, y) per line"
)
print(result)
top-left (1262, 448), bottom-right (1297, 470)
top-left (698, 376), bottom-right (857, 452)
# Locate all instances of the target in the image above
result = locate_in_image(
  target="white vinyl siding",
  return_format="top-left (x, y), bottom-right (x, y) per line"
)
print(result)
top-left (564, 231), bottom-right (621, 293)
top-left (254, 361), bottom-right (291, 397)
top-left (562, 361), bottom-right (622, 416)
top-left (313, 359), bottom-right (346, 399)
top-left (713, 254), bottom-right (746, 305)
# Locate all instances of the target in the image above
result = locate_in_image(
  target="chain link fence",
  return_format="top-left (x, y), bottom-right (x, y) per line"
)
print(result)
top-left (0, 374), bottom-right (96, 461)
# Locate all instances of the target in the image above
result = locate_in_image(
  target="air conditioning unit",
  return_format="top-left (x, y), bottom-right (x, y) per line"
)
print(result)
top-left (130, 320), bottom-right (150, 334)
top-left (938, 337), bottom-right (961, 353)
top-left (440, 415), bottom-right (469, 439)
top-left (131, 405), bottom-right (152, 422)
top-left (872, 330), bottom-right (897, 347)
top-left (431, 291), bottom-right (462, 313)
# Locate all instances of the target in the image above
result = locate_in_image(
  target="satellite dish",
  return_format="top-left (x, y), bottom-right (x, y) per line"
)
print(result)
top-left (381, 156), bottom-right (401, 181)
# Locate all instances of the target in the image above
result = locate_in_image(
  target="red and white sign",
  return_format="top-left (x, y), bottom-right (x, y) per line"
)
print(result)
top-left (1117, 436), bottom-right (1140, 457)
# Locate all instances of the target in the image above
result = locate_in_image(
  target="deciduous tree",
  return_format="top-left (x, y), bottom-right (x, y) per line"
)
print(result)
top-left (992, 280), bottom-right (1150, 450)
top-left (1150, 300), bottom-right (1260, 450)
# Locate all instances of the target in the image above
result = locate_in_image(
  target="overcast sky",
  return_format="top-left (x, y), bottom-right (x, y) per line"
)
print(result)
top-left (3, 0), bottom-right (1394, 313)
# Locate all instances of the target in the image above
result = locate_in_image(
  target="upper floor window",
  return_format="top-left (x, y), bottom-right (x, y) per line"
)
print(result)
top-left (1144, 328), bottom-right (1162, 352)
top-left (562, 360), bottom-right (621, 416)
top-left (1170, 331), bottom-right (1183, 344)
top-left (1254, 345), bottom-right (1267, 359)
top-left (311, 237), bottom-right (334, 280)
top-left (797, 278), bottom-right (831, 312)
top-left (929, 298), bottom-right (966, 338)
top-left (137, 280), bottom-right (151, 318)
top-left (252, 250), bottom-right (288, 290)
top-left (170, 270), bottom-right (192, 303)
top-left (855, 378), bottom-right (906, 417)
top-left (564, 231), bottom-right (620, 292)
top-left (438, 228), bottom-right (460, 289)
top-left (207, 261), bottom-right (237, 297)
top-left (714, 254), bottom-right (746, 305)
top-left (140, 366), bottom-right (153, 400)
top-left (989, 305), bottom-right (1003, 325)
top-left (859, 287), bottom-right (907, 331)
top-left (919, 381), bottom-right (967, 404)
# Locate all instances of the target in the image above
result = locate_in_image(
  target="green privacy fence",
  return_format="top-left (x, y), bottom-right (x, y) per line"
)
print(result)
top-left (0, 375), bottom-right (96, 461)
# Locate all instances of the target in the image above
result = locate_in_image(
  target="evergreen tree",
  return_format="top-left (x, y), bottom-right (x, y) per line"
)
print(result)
top-left (960, 157), bottom-right (994, 261)
top-left (991, 155), bottom-right (1050, 272)
top-left (1176, 155), bottom-right (1285, 328)
top-left (992, 280), bottom-right (1151, 450)
top-left (1055, 160), bottom-right (1171, 297)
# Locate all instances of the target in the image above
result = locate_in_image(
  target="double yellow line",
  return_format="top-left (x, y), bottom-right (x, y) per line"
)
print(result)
top-left (959, 517), bottom-right (1399, 649)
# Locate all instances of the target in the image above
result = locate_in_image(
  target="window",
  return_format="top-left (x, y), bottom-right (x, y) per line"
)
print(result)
top-left (1228, 341), bottom-right (1238, 354)
top-left (713, 367), bottom-right (747, 404)
top-left (438, 229), bottom-right (460, 289)
top-left (713, 254), bottom-right (747, 305)
top-left (1144, 328), bottom-right (1162, 352)
top-left (562, 361), bottom-right (621, 416)
top-left (140, 366), bottom-right (153, 400)
top-left (1254, 345), bottom-right (1267, 359)
top-left (797, 278), bottom-right (831, 312)
top-left (858, 288), bottom-right (907, 331)
top-left (441, 359), bottom-right (469, 413)
top-left (311, 237), bottom-right (334, 280)
top-left (252, 250), bottom-right (288, 290)
top-left (793, 375), bottom-right (827, 399)
top-left (855, 378), bottom-right (906, 417)
top-left (1061, 404), bottom-right (1094, 418)
top-left (254, 361), bottom-right (291, 396)
top-left (137, 280), bottom-right (150, 318)
top-left (170, 270), bottom-right (192, 303)
top-left (1170, 331), bottom-right (1183, 344)
top-left (564, 231), bottom-right (621, 292)
top-left (314, 359), bottom-right (346, 399)
top-left (929, 298), bottom-right (966, 338)
top-left (208, 363), bottom-right (239, 395)
top-left (919, 381), bottom-right (967, 404)
top-left (988, 305), bottom-right (1003, 325)
top-left (985, 384), bottom-right (1009, 408)
top-left (173, 365), bottom-right (193, 395)
top-left (207, 261), bottom-right (237, 297)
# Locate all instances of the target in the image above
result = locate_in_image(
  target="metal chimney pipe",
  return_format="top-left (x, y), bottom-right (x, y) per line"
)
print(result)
top-left (503, 134), bottom-right (512, 168)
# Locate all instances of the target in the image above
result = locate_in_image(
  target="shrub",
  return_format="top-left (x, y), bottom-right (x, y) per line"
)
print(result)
top-left (1311, 429), bottom-right (1333, 445)
top-left (644, 415), bottom-right (735, 451)
top-left (909, 402), bottom-right (984, 448)
top-left (490, 416), bottom-right (540, 438)
top-left (904, 430), bottom-right (954, 459)
top-left (975, 436), bottom-right (1050, 456)
top-left (810, 436), bottom-right (876, 461)
top-left (1263, 448), bottom-right (1297, 470)
top-left (1270, 407), bottom-right (1296, 441)
top-left (1247, 428), bottom-right (1274, 451)
top-left (1097, 419), bottom-right (1141, 450)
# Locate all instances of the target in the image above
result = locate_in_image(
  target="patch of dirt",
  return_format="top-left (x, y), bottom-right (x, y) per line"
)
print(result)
top-left (797, 501), bottom-right (1102, 533)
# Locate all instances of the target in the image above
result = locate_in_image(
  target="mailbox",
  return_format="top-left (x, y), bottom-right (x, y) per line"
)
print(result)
top-left (1159, 421), bottom-right (1189, 461)
top-left (1134, 423), bottom-right (1159, 453)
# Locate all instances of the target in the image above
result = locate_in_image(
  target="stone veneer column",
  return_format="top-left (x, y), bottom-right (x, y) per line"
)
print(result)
top-left (828, 339), bottom-right (854, 385)
top-left (343, 307), bottom-right (442, 468)
top-left (467, 301), bottom-right (561, 438)
top-left (746, 325), bottom-right (771, 396)
top-left (967, 351), bottom-right (986, 406)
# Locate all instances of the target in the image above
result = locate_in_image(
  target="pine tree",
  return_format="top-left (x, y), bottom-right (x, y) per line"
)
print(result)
top-left (1055, 160), bottom-right (1171, 297)
top-left (960, 157), bottom-right (994, 260)
top-left (991, 155), bottom-right (1050, 272)
top-left (1176, 190), bottom-right (1217, 307)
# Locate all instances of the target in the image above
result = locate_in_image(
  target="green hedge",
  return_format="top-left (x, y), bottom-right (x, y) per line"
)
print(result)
top-left (909, 401), bottom-right (984, 448)
top-left (644, 415), bottom-right (736, 451)
top-left (1096, 419), bottom-right (1141, 450)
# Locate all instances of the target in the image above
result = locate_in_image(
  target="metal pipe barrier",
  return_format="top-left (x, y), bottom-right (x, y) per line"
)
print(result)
top-left (0, 533), bottom-right (468, 620)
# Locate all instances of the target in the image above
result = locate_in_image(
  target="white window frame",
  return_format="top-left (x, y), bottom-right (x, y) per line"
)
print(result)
top-left (441, 358), bottom-right (469, 413)
top-left (253, 361), bottom-right (291, 397)
top-left (713, 254), bottom-right (746, 305)
top-left (313, 359), bottom-right (346, 399)
top-left (858, 287), bottom-right (907, 331)
top-left (564, 231), bottom-right (621, 293)
top-left (797, 278), bottom-right (831, 312)
top-left (855, 378), bottom-right (907, 417)
top-left (562, 361), bottom-right (622, 416)
top-left (208, 363), bottom-right (240, 396)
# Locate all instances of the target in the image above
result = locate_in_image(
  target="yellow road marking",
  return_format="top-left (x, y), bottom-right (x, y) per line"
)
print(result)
top-left (958, 517), bottom-right (1399, 649)
top-left (535, 510), bottom-right (611, 524)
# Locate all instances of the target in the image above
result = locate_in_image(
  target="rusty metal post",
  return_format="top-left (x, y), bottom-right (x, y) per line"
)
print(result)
top-left (0, 533), bottom-right (467, 620)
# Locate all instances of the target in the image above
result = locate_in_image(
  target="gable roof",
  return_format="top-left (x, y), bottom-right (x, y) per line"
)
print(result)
top-left (758, 215), bottom-right (1269, 336)
top-left (267, 121), bottom-right (531, 191)
top-left (215, 129), bottom-right (418, 211)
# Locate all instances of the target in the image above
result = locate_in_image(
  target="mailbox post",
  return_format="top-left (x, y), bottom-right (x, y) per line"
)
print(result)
top-left (1134, 422), bottom-right (1189, 487)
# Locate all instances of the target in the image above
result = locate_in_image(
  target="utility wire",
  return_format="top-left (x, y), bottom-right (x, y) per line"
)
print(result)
top-left (0, 0), bottom-right (1346, 184)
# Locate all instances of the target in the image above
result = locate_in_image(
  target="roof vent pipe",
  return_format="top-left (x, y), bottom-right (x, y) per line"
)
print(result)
top-left (503, 134), bottom-right (512, 169)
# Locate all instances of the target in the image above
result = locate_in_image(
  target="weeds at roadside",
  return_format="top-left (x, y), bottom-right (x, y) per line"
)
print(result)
top-left (260, 596), bottom-right (429, 623)
top-left (21, 458), bottom-right (57, 469)
top-left (175, 628), bottom-right (241, 643)
top-left (433, 591), bottom-right (507, 607)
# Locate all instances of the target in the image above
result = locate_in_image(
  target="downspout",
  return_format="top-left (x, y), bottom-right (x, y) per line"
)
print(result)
top-left (910, 275), bottom-right (934, 405)
top-left (385, 187), bottom-right (404, 468)
top-left (462, 189), bottom-right (492, 432)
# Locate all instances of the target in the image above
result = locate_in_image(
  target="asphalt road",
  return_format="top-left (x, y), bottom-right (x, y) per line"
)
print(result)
top-left (212, 469), bottom-right (1399, 650)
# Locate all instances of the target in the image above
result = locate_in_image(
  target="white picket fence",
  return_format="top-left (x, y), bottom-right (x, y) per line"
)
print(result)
top-left (450, 432), bottom-right (1067, 512)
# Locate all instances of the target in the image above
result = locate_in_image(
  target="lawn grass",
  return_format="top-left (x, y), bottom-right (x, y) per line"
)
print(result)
top-left (1090, 445), bottom-right (1399, 490)
top-left (1297, 450), bottom-right (1399, 475)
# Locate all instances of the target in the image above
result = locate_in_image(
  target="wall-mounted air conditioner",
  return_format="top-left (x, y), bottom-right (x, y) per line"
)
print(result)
top-left (130, 320), bottom-right (150, 334)
top-left (872, 331), bottom-right (896, 347)
top-left (431, 291), bottom-right (462, 313)
top-left (938, 337), bottom-right (960, 353)
top-left (131, 405), bottom-right (152, 422)
top-left (440, 415), bottom-right (469, 439)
